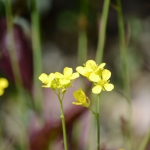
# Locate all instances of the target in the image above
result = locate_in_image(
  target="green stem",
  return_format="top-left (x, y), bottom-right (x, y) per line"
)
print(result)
top-left (96, 0), bottom-right (110, 64)
top-left (116, 0), bottom-right (130, 97)
top-left (78, 29), bottom-right (87, 64)
top-left (78, 0), bottom-right (88, 64)
top-left (89, 107), bottom-right (96, 115)
top-left (138, 128), bottom-right (150, 150)
top-left (5, 0), bottom-right (23, 89)
top-left (116, 0), bottom-right (133, 149)
top-left (58, 94), bottom-right (68, 150)
top-left (96, 94), bottom-right (101, 150)
top-left (30, 0), bottom-right (43, 112)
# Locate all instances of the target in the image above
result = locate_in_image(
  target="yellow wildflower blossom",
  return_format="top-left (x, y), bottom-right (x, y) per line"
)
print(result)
top-left (39, 73), bottom-right (55, 88)
top-left (0, 78), bottom-right (9, 96)
top-left (72, 88), bottom-right (90, 108)
top-left (76, 60), bottom-right (105, 80)
top-left (39, 67), bottom-right (79, 91)
top-left (55, 67), bottom-right (79, 85)
top-left (51, 78), bottom-right (64, 90)
top-left (92, 69), bottom-right (114, 94)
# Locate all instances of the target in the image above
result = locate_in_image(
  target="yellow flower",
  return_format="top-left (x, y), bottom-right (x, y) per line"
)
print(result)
top-left (0, 78), bottom-right (9, 96)
top-left (39, 67), bottom-right (79, 90)
top-left (92, 69), bottom-right (114, 94)
top-left (38, 73), bottom-right (55, 88)
top-left (72, 89), bottom-right (90, 108)
top-left (51, 78), bottom-right (64, 90)
top-left (76, 60), bottom-right (105, 80)
top-left (55, 67), bottom-right (79, 85)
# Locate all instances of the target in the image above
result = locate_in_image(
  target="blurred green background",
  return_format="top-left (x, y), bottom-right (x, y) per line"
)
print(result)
top-left (0, 0), bottom-right (150, 150)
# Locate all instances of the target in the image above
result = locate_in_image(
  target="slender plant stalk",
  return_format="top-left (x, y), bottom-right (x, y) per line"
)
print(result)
top-left (58, 94), bottom-right (68, 150)
top-left (30, 0), bottom-right (43, 112)
top-left (116, 0), bottom-right (133, 149)
top-left (78, 0), bottom-right (88, 64)
top-left (5, 1), bottom-right (29, 150)
top-left (116, 0), bottom-right (130, 99)
top-left (96, 94), bottom-right (101, 150)
top-left (138, 128), bottom-right (150, 150)
top-left (96, 0), bottom-right (110, 64)
top-left (5, 0), bottom-right (22, 89)
top-left (94, 1), bottom-right (110, 149)
top-left (78, 30), bottom-right (87, 64)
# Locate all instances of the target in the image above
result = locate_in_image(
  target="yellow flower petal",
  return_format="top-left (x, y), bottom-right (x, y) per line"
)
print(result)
top-left (49, 73), bottom-right (55, 80)
top-left (102, 69), bottom-right (111, 80)
top-left (59, 79), bottom-right (70, 85)
top-left (104, 83), bottom-right (114, 91)
top-left (85, 60), bottom-right (97, 72)
top-left (0, 78), bottom-right (9, 88)
top-left (92, 85), bottom-right (102, 94)
top-left (89, 73), bottom-right (100, 82)
top-left (42, 84), bottom-right (51, 88)
top-left (70, 72), bottom-right (79, 80)
top-left (55, 72), bottom-right (64, 78)
top-left (39, 73), bottom-right (49, 83)
top-left (0, 78), bottom-right (9, 96)
top-left (63, 67), bottom-right (73, 77)
top-left (76, 66), bottom-right (87, 75)
top-left (98, 63), bottom-right (106, 68)
top-left (39, 73), bottom-right (55, 88)
top-left (72, 102), bottom-right (83, 105)
top-left (86, 60), bottom-right (96, 65)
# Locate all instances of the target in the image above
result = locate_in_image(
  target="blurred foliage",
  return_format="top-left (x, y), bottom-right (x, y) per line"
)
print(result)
top-left (0, 0), bottom-right (150, 150)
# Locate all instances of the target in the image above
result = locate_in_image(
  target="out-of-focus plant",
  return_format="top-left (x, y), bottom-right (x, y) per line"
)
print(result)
top-left (138, 128), bottom-right (150, 150)
top-left (30, 0), bottom-right (43, 112)
top-left (77, 0), bottom-right (88, 65)
top-left (116, 0), bottom-right (133, 149)
top-left (96, 0), bottom-right (110, 64)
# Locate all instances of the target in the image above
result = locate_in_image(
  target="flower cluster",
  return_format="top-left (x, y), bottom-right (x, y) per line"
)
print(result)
top-left (72, 60), bottom-right (114, 108)
top-left (39, 67), bottom-right (79, 93)
top-left (39, 60), bottom-right (114, 108)
top-left (76, 60), bottom-right (114, 94)
top-left (0, 78), bottom-right (9, 96)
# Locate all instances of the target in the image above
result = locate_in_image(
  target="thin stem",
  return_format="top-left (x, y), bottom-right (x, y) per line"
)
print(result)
top-left (116, 0), bottom-right (133, 149)
top-left (96, 0), bottom-right (110, 64)
top-left (58, 94), bottom-right (68, 150)
top-left (89, 107), bottom-right (96, 115)
top-left (78, 29), bottom-right (87, 64)
top-left (97, 94), bottom-right (101, 150)
top-left (95, 0), bottom-right (110, 146)
top-left (30, 0), bottom-right (43, 112)
top-left (138, 128), bottom-right (150, 150)
top-left (5, 0), bottom-right (23, 89)
top-left (116, 0), bottom-right (130, 97)
top-left (78, 0), bottom-right (88, 64)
